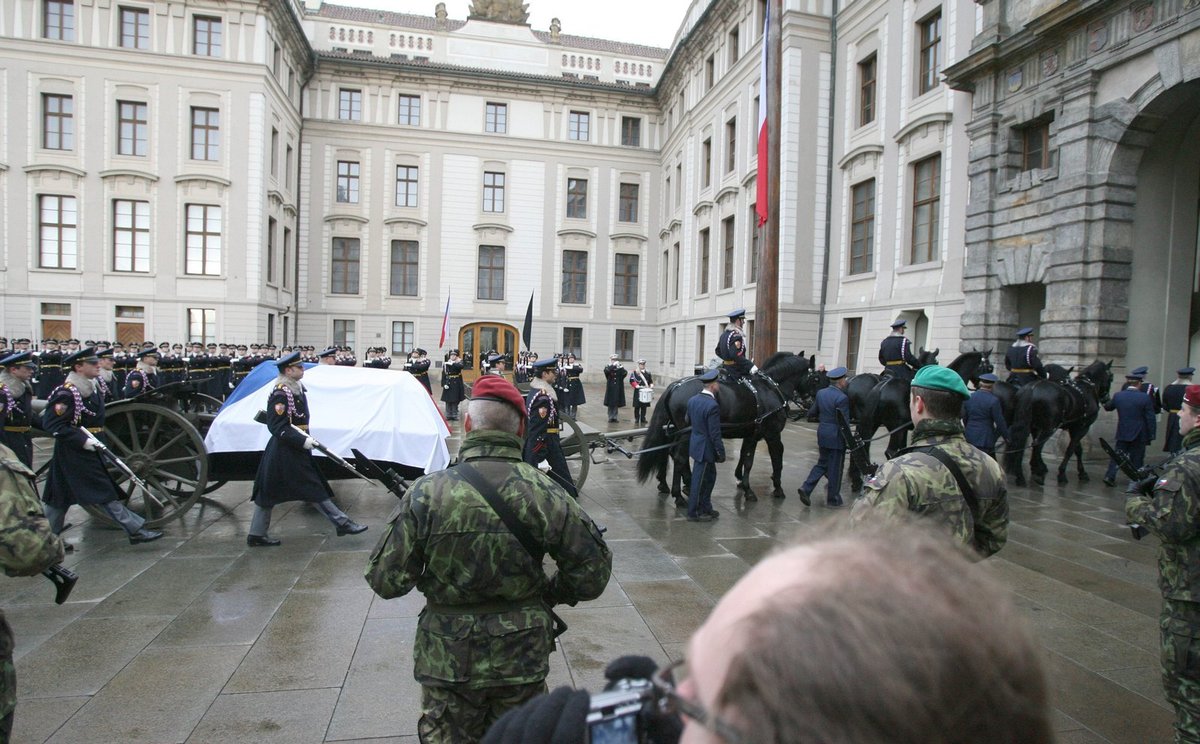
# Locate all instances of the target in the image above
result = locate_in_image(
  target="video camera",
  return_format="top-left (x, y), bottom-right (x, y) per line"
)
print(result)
top-left (585, 677), bottom-right (666, 744)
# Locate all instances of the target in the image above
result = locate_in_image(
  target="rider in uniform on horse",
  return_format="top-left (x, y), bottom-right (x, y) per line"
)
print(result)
top-left (716, 309), bottom-right (757, 391)
top-left (878, 318), bottom-right (920, 381)
top-left (1005, 327), bottom-right (1046, 387)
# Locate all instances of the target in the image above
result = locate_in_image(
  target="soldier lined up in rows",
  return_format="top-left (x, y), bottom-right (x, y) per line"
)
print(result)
top-left (440, 349), bottom-right (465, 420)
top-left (554, 354), bottom-right (584, 418)
top-left (0, 353), bottom-right (37, 468)
top-left (525, 357), bottom-right (577, 499)
top-left (405, 349), bottom-right (433, 394)
top-left (601, 355), bottom-right (627, 423)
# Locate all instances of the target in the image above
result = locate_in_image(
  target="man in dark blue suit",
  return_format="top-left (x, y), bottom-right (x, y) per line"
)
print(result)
top-left (799, 366), bottom-right (851, 508)
top-left (962, 372), bottom-right (1009, 458)
top-left (686, 369), bottom-right (725, 522)
top-left (1103, 373), bottom-right (1158, 487)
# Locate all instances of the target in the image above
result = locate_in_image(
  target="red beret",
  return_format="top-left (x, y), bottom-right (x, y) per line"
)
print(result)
top-left (1184, 385), bottom-right (1200, 408)
top-left (469, 375), bottom-right (526, 418)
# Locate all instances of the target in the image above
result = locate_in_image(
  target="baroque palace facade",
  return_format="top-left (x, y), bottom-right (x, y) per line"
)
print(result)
top-left (15, 0), bottom-right (1148, 380)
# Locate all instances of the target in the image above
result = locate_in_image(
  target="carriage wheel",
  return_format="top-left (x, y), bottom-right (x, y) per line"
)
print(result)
top-left (557, 413), bottom-right (591, 490)
top-left (82, 403), bottom-right (209, 528)
top-left (189, 393), bottom-right (225, 416)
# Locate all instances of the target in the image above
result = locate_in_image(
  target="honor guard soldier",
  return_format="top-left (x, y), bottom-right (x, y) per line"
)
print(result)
top-left (879, 318), bottom-right (920, 381)
top-left (440, 349), bottom-right (465, 420)
top-left (41, 347), bottom-right (164, 545)
top-left (123, 347), bottom-right (160, 398)
top-left (1131, 365), bottom-right (1164, 414)
top-left (799, 366), bottom-right (851, 508)
top-left (961, 373), bottom-right (1009, 458)
top-left (0, 339), bottom-right (7, 356)
top-left (1163, 367), bottom-right (1194, 454)
top-left (410, 348), bottom-right (433, 394)
top-left (317, 347), bottom-right (338, 365)
top-left (247, 351), bottom-right (367, 546)
top-left (0, 352), bottom-right (37, 467)
top-left (1102, 372), bottom-right (1158, 487)
top-left (1126, 382), bottom-right (1200, 744)
top-left (562, 354), bottom-right (583, 417)
top-left (628, 359), bottom-right (654, 425)
top-left (524, 357), bottom-right (578, 499)
top-left (602, 355), bottom-right (627, 423)
top-left (94, 348), bottom-right (120, 404)
top-left (851, 365), bottom-right (1009, 558)
top-left (34, 339), bottom-right (64, 399)
top-left (716, 308), bottom-right (757, 383)
top-left (1005, 327), bottom-right (1046, 387)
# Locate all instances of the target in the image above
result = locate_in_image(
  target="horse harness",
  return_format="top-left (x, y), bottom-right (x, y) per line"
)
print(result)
top-left (1057, 375), bottom-right (1101, 427)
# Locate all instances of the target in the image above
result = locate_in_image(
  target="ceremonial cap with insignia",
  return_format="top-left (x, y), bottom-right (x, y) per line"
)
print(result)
top-left (827, 366), bottom-right (848, 380)
top-left (1178, 367), bottom-right (1195, 376)
top-left (137, 348), bottom-right (160, 359)
top-left (1130, 366), bottom-right (1149, 377)
top-left (1184, 385), bottom-right (1200, 408)
top-left (416, 348), bottom-right (427, 355)
top-left (317, 347), bottom-right (337, 359)
top-left (912, 365), bottom-right (970, 400)
top-left (1125, 371), bottom-right (1144, 381)
top-left (727, 308), bottom-right (746, 320)
top-left (532, 357), bottom-right (557, 371)
top-left (978, 372), bottom-right (999, 383)
top-left (275, 351), bottom-right (303, 370)
top-left (698, 368), bottom-right (719, 382)
top-left (63, 347), bottom-right (99, 367)
top-left (890, 318), bottom-right (907, 329)
top-left (469, 374), bottom-right (526, 418)
top-left (1016, 327), bottom-right (1035, 338)
top-left (96, 348), bottom-right (114, 360)
top-left (0, 351), bottom-right (36, 368)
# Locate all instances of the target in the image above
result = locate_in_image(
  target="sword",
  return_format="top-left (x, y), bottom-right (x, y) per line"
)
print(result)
top-left (837, 409), bottom-right (878, 479)
top-left (291, 425), bottom-right (375, 484)
top-left (81, 428), bottom-right (167, 510)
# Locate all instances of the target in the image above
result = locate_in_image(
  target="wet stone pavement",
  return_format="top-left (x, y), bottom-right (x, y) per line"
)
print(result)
top-left (7, 385), bottom-right (1175, 743)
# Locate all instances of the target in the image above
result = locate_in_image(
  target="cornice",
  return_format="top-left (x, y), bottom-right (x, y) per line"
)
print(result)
top-left (474, 221), bottom-right (513, 233)
top-left (175, 173), bottom-right (232, 187)
top-left (893, 112), bottom-right (952, 145)
top-left (692, 199), bottom-right (714, 215)
top-left (837, 143), bottom-right (884, 170)
top-left (610, 231), bottom-right (647, 242)
top-left (557, 227), bottom-right (597, 239)
top-left (24, 163), bottom-right (86, 178)
top-left (384, 216), bottom-right (428, 227)
top-left (715, 185), bottom-right (739, 201)
top-left (323, 213), bottom-right (370, 224)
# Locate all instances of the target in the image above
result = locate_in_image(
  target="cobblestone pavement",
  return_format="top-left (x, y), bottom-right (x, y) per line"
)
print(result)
top-left (5, 385), bottom-right (1174, 742)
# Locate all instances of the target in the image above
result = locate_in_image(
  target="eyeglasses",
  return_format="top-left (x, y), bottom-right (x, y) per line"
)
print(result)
top-left (652, 659), bottom-right (747, 744)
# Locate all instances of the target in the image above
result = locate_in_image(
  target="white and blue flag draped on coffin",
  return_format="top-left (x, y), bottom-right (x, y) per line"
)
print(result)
top-left (205, 362), bottom-right (451, 481)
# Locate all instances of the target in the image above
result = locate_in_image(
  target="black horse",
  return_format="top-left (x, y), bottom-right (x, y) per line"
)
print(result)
top-left (950, 348), bottom-right (994, 388)
top-left (1005, 360), bottom-right (1114, 486)
top-left (992, 363), bottom-right (1071, 427)
top-left (846, 348), bottom-right (940, 460)
top-left (635, 352), bottom-right (812, 505)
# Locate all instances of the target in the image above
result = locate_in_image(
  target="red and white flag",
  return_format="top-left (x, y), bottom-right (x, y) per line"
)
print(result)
top-left (438, 295), bottom-right (451, 348)
top-left (755, 3), bottom-right (770, 227)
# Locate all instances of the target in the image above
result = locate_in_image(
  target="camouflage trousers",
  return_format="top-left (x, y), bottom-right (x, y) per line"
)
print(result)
top-left (418, 680), bottom-right (547, 744)
top-left (1162, 600), bottom-right (1200, 744)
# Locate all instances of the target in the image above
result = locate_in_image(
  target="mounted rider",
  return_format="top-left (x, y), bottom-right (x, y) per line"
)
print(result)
top-left (716, 308), bottom-right (757, 392)
top-left (1004, 327), bottom-right (1046, 387)
top-left (878, 318), bottom-right (920, 381)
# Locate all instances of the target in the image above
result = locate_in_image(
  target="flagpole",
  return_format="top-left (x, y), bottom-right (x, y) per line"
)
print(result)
top-left (754, 0), bottom-right (782, 363)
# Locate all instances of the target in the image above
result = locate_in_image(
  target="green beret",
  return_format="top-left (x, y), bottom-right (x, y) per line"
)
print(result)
top-left (912, 365), bottom-right (970, 400)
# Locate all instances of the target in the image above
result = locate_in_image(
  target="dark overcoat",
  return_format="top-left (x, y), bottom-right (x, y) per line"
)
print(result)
top-left (687, 391), bottom-right (724, 462)
top-left (602, 364), bottom-right (627, 407)
top-left (440, 360), bottom-right (466, 403)
top-left (962, 389), bottom-right (1010, 452)
top-left (806, 385), bottom-right (851, 450)
top-left (42, 381), bottom-right (120, 507)
top-left (0, 382), bottom-right (34, 468)
top-left (251, 383), bottom-right (335, 507)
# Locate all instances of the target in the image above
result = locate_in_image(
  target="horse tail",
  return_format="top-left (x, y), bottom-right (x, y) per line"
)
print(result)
top-left (636, 389), bottom-right (675, 484)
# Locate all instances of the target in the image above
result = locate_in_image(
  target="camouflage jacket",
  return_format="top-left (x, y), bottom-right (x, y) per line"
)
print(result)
top-left (852, 419), bottom-right (1009, 557)
top-left (365, 429), bottom-right (612, 688)
top-left (1126, 426), bottom-right (1200, 603)
top-left (0, 443), bottom-right (64, 578)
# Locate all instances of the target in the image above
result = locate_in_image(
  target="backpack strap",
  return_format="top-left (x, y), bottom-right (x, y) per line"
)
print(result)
top-left (909, 445), bottom-right (980, 525)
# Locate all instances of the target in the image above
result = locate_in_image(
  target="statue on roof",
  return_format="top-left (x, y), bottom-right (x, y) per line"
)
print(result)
top-left (468, 0), bottom-right (530, 24)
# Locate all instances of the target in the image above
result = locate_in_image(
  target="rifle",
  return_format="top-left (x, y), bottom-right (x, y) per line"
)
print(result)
top-left (836, 409), bottom-right (877, 479)
top-left (1099, 438), bottom-right (1159, 540)
top-left (350, 448), bottom-right (410, 500)
top-left (81, 428), bottom-right (167, 511)
top-left (290, 425), bottom-right (376, 485)
top-left (43, 564), bottom-right (78, 605)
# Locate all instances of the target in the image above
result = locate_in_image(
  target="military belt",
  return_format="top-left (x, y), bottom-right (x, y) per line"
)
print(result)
top-left (3, 426), bottom-right (31, 433)
top-left (723, 360), bottom-right (736, 365)
top-left (425, 598), bottom-right (545, 615)
top-left (885, 361), bottom-right (906, 365)
top-left (446, 374), bottom-right (461, 378)
top-left (568, 376), bottom-right (580, 381)
top-left (1170, 409), bottom-right (1181, 414)
top-left (546, 428), bottom-right (559, 434)
top-left (295, 424), bottom-right (309, 431)
top-left (414, 372), bottom-right (428, 376)
top-left (1010, 368), bottom-right (1033, 373)
top-left (86, 427), bottom-right (103, 433)
top-left (41, 364), bottom-right (61, 369)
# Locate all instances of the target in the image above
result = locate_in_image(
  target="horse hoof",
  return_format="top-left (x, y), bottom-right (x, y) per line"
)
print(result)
top-left (673, 496), bottom-right (687, 509)
top-left (1033, 474), bottom-right (1045, 486)
top-left (1057, 474), bottom-right (1069, 486)
top-left (745, 491), bottom-right (759, 502)
top-left (1077, 472), bottom-right (1090, 483)
top-left (771, 488), bottom-right (784, 500)
top-left (657, 484), bottom-right (670, 495)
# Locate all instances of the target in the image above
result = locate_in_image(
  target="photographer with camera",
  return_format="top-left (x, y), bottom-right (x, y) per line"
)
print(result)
top-left (1126, 383), bottom-right (1200, 744)
top-left (484, 522), bottom-right (1053, 744)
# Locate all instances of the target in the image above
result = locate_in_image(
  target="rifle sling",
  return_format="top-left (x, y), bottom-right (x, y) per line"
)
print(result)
top-left (909, 445), bottom-right (980, 525)
top-left (454, 461), bottom-right (544, 564)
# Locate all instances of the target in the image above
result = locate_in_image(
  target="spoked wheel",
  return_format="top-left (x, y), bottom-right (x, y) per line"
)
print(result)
top-left (557, 413), bottom-right (591, 490)
top-left (83, 402), bottom-right (209, 528)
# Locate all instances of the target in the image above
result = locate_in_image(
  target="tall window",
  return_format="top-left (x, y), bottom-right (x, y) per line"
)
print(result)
top-left (477, 245), bottom-right (505, 300)
top-left (748, 203), bottom-right (760, 282)
top-left (621, 116), bottom-right (641, 147)
top-left (675, 163), bottom-right (682, 205)
top-left (395, 165), bottom-right (419, 207)
top-left (725, 118), bottom-right (737, 173)
top-left (390, 240), bottom-right (419, 296)
top-left (119, 6), bottom-right (149, 49)
top-left (392, 321), bottom-right (414, 355)
top-left (331, 237), bottom-right (360, 294)
top-left (614, 253), bottom-right (639, 307)
top-left (285, 145), bottom-right (294, 188)
top-left (911, 155), bottom-right (941, 264)
top-left (193, 15), bottom-right (221, 56)
top-left (696, 326), bottom-right (707, 366)
top-left (39, 195), bottom-right (78, 269)
top-left (721, 216), bottom-right (735, 289)
top-left (266, 217), bottom-right (276, 282)
top-left (918, 11), bottom-right (942, 95)
top-left (615, 329), bottom-right (634, 360)
top-left (859, 54), bottom-right (877, 126)
top-left (270, 128), bottom-right (279, 176)
top-left (44, 0), bottom-right (75, 41)
top-left (485, 102), bottom-right (507, 133)
top-left (397, 94), bottom-right (421, 126)
top-left (698, 228), bottom-right (711, 294)
top-left (336, 161), bottom-right (359, 204)
top-left (561, 250), bottom-right (588, 304)
top-left (339, 89), bottom-right (361, 121)
top-left (705, 55), bottom-right (715, 91)
top-left (188, 308), bottom-right (216, 345)
top-left (190, 107), bottom-right (219, 161)
top-left (729, 27), bottom-right (740, 64)
top-left (566, 178), bottom-right (588, 219)
top-left (271, 43), bottom-right (281, 77)
top-left (185, 204), bottom-right (221, 275)
top-left (563, 328), bottom-right (582, 358)
top-left (42, 94), bottom-right (73, 150)
top-left (702, 138), bottom-right (713, 188)
top-left (282, 226), bottom-right (292, 288)
top-left (671, 327), bottom-right (677, 365)
top-left (568, 110), bottom-right (590, 141)
top-left (619, 183), bottom-right (640, 223)
top-left (850, 180), bottom-right (875, 275)
top-left (671, 242), bottom-right (680, 301)
top-left (1021, 121), bottom-right (1051, 171)
top-left (117, 101), bottom-right (148, 156)
top-left (333, 319), bottom-right (355, 348)
top-left (113, 199), bottom-right (149, 272)
top-left (845, 317), bottom-right (863, 373)
top-left (661, 249), bottom-right (669, 301)
top-left (483, 171), bottom-right (505, 213)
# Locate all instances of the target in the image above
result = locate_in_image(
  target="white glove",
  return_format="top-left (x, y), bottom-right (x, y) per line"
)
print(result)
top-left (443, 385), bottom-right (450, 390)
top-left (750, 365), bottom-right (759, 375)
top-left (83, 439), bottom-right (99, 452)
top-left (303, 437), bottom-right (316, 450)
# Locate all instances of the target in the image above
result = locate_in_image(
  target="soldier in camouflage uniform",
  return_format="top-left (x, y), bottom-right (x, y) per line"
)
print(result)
top-left (851, 365), bottom-right (1009, 558)
top-left (365, 374), bottom-right (611, 744)
top-left (1126, 383), bottom-right (1200, 744)
top-left (0, 442), bottom-right (65, 740)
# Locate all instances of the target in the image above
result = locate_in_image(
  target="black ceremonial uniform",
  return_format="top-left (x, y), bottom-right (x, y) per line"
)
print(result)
top-left (1004, 343), bottom-right (1045, 387)
top-left (716, 327), bottom-right (753, 377)
top-left (34, 350), bottom-right (64, 399)
top-left (1164, 383), bottom-right (1187, 454)
top-left (523, 383), bottom-right (577, 499)
top-left (251, 382), bottom-right (335, 508)
top-left (0, 381), bottom-right (34, 468)
top-left (410, 358), bottom-right (433, 394)
top-left (879, 335), bottom-right (920, 381)
top-left (41, 381), bottom-right (119, 509)
top-left (123, 368), bottom-right (157, 399)
top-left (440, 359), bottom-right (465, 409)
